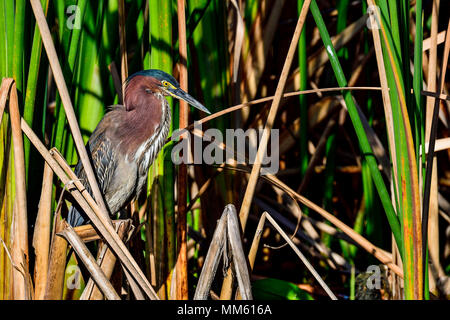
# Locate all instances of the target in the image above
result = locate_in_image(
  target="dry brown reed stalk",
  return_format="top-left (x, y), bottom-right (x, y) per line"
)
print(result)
top-left (286, 13), bottom-right (368, 92)
top-left (265, 173), bottom-right (404, 278)
top-left (58, 222), bottom-right (120, 300)
top-left (44, 214), bottom-right (68, 300)
top-left (30, 0), bottom-right (111, 223)
top-left (176, 0), bottom-right (189, 300)
top-left (246, 212), bottom-right (337, 300)
top-left (21, 120), bottom-right (159, 299)
top-left (221, 2), bottom-right (311, 298)
top-left (118, 0), bottom-right (128, 96)
top-left (254, 196), bottom-right (351, 271)
top-left (33, 162), bottom-right (53, 299)
top-left (72, 220), bottom-right (128, 242)
top-left (366, 3), bottom-right (403, 296)
top-left (230, 0), bottom-right (244, 84)
top-left (86, 220), bottom-right (131, 300)
top-left (0, 78), bottom-right (16, 300)
top-left (423, 30), bottom-right (446, 51)
top-left (226, 205), bottom-right (253, 300)
top-left (425, 1), bottom-right (441, 294)
top-left (297, 113), bottom-right (339, 195)
top-left (0, 78), bottom-right (14, 124)
top-left (427, 17), bottom-right (450, 293)
top-left (51, 148), bottom-right (132, 299)
top-left (108, 62), bottom-right (123, 103)
top-left (175, 86), bottom-right (382, 139)
top-left (241, 0), bottom-right (286, 104)
top-left (7, 80), bottom-right (30, 300)
top-left (193, 210), bottom-right (227, 300)
top-left (187, 120), bottom-right (402, 276)
top-left (194, 205), bottom-right (252, 300)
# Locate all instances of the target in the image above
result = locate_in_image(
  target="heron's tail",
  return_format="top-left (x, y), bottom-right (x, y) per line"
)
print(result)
top-left (67, 205), bottom-right (88, 227)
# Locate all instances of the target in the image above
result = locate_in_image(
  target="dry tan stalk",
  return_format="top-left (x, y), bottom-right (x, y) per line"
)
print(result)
top-left (73, 220), bottom-right (127, 242)
top-left (175, 86), bottom-right (382, 139)
top-left (241, 0), bottom-right (286, 102)
top-left (193, 211), bottom-right (227, 300)
top-left (423, 30), bottom-right (446, 51)
top-left (187, 123), bottom-right (402, 276)
top-left (0, 78), bottom-right (14, 125)
top-left (44, 215), bottom-right (68, 300)
top-left (33, 162), bottom-right (53, 299)
top-left (260, 212), bottom-right (338, 300)
top-left (297, 115), bottom-right (338, 195)
top-left (238, 0), bottom-right (311, 230)
top-left (368, 0), bottom-right (399, 200)
top-left (220, 1), bottom-right (312, 299)
top-left (425, 0), bottom-right (441, 294)
top-left (108, 62), bottom-right (123, 103)
top-left (226, 205), bottom-right (252, 300)
top-left (9, 82), bottom-right (29, 300)
top-left (266, 173), bottom-right (404, 278)
top-left (118, 0), bottom-right (128, 96)
top-left (286, 14), bottom-right (368, 92)
top-left (0, 78), bottom-right (15, 300)
top-left (88, 220), bottom-right (131, 300)
top-left (308, 14), bottom-right (368, 76)
top-left (29, 0), bottom-right (111, 223)
top-left (58, 222), bottom-right (120, 300)
top-left (21, 119), bottom-right (159, 299)
top-left (230, 0), bottom-right (245, 83)
top-left (176, 0), bottom-right (189, 300)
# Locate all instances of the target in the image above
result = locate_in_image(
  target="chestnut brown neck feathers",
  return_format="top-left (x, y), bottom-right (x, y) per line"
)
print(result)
top-left (114, 75), bottom-right (170, 159)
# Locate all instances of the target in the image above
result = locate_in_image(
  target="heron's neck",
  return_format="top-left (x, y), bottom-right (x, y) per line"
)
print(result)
top-left (119, 93), bottom-right (170, 159)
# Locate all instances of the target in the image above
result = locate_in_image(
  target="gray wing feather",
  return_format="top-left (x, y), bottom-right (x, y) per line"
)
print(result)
top-left (67, 115), bottom-right (117, 226)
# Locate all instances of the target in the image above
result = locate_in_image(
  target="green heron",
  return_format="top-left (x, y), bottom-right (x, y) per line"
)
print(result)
top-left (68, 69), bottom-right (209, 227)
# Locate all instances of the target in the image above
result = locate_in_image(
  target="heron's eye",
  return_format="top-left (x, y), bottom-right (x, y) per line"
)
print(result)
top-left (161, 80), bottom-right (169, 87)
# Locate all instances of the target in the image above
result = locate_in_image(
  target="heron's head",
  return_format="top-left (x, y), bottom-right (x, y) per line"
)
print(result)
top-left (124, 69), bottom-right (210, 114)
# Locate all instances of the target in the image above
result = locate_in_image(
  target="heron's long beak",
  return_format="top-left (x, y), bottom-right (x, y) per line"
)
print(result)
top-left (168, 87), bottom-right (211, 114)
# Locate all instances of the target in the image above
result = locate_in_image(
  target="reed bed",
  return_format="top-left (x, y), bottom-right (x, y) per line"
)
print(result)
top-left (0, 0), bottom-right (449, 300)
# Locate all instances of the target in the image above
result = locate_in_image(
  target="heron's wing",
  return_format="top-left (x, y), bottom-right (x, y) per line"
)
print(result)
top-left (74, 111), bottom-right (118, 199)
top-left (68, 109), bottom-right (121, 226)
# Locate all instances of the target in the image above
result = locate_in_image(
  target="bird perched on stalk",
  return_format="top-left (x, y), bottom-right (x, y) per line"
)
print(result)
top-left (68, 69), bottom-right (210, 227)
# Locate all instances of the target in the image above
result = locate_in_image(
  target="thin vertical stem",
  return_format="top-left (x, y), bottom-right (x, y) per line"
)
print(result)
top-left (176, 0), bottom-right (188, 300)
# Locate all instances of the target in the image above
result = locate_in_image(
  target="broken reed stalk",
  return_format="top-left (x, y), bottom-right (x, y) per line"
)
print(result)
top-left (194, 205), bottom-right (252, 300)
top-left (8, 80), bottom-right (30, 300)
top-left (237, 0), bottom-right (311, 230)
top-left (193, 211), bottom-right (227, 300)
top-left (33, 162), bottom-right (53, 300)
top-left (176, 0), bottom-right (189, 300)
top-left (175, 86), bottom-right (382, 142)
top-left (73, 220), bottom-right (128, 243)
top-left (220, 0), bottom-right (312, 299)
top-left (51, 147), bottom-right (145, 300)
top-left (188, 124), bottom-right (403, 276)
top-left (266, 173), bottom-right (404, 277)
top-left (29, 0), bottom-right (111, 223)
top-left (248, 212), bottom-right (337, 300)
top-left (82, 220), bottom-right (131, 300)
top-left (51, 149), bottom-right (142, 300)
top-left (226, 205), bottom-right (253, 300)
top-left (44, 214), bottom-right (68, 300)
top-left (87, 220), bottom-right (131, 300)
top-left (20, 119), bottom-right (159, 300)
top-left (57, 222), bottom-right (120, 300)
